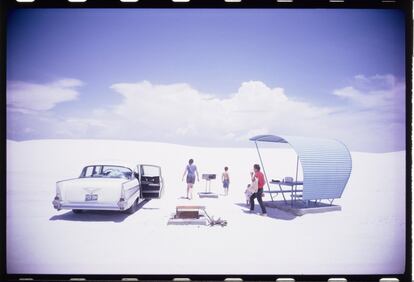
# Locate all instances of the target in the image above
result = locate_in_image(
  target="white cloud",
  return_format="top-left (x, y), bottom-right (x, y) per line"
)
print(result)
top-left (7, 79), bottom-right (83, 112)
top-left (7, 76), bottom-right (406, 152)
top-left (106, 80), bottom-right (336, 145)
top-left (333, 74), bottom-right (405, 111)
top-left (329, 74), bottom-right (405, 151)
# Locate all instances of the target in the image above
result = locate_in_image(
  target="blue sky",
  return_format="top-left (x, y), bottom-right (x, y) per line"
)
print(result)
top-left (7, 9), bottom-right (406, 152)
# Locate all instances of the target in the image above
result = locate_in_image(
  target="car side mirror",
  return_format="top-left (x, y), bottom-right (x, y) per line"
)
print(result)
top-left (134, 172), bottom-right (139, 179)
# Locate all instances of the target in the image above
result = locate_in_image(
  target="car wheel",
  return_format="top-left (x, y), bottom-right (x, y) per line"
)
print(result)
top-left (126, 198), bottom-right (138, 214)
top-left (72, 209), bottom-right (83, 214)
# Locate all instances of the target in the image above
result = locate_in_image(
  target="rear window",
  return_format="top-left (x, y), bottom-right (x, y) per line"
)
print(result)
top-left (80, 166), bottom-right (132, 179)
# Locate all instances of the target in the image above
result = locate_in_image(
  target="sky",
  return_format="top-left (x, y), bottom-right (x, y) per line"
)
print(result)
top-left (6, 9), bottom-right (406, 152)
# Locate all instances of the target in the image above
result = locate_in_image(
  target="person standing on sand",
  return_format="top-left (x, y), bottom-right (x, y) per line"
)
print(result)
top-left (222, 166), bottom-right (230, 196)
top-left (249, 164), bottom-right (267, 216)
top-left (182, 159), bottom-right (199, 200)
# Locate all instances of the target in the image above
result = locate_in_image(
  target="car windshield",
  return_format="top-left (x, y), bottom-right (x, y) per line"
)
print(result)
top-left (80, 165), bottom-right (132, 179)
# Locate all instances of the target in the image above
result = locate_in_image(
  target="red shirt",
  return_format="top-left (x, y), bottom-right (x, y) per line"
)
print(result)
top-left (255, 171), bottom-right (265, 189)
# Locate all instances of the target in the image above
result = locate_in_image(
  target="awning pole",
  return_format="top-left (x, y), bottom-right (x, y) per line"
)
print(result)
top-left (295, 155), bottom-right (299, 182)
top-left (254, 141), bottom-right (274, 201)
top-left (294, 155), bottom-right (299, 204)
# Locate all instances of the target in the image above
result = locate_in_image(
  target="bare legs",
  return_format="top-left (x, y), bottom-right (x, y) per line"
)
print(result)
top-left (187, 183), bottom-right (193, 200)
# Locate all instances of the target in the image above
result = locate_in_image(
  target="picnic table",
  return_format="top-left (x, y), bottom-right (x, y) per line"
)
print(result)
top-left (265, 180), bottom-right (304, 206)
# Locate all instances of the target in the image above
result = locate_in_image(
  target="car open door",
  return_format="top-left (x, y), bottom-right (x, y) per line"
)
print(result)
top-left (139, 165), bottom-right (163, 199)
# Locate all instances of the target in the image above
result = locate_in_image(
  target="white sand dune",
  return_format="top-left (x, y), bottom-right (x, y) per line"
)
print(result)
top-left (6, 139), bottom-right (405, 275)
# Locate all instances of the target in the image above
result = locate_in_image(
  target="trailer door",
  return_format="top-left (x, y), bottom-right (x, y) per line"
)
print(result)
top-left (139, 165), bottom-right (163, 199)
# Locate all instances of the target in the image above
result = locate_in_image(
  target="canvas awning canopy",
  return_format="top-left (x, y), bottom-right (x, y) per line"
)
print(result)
top-left (250, 135), bottom-right (352, 201)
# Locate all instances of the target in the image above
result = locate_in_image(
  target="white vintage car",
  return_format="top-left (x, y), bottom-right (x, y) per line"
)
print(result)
top-left (52, 164), bottom-right (163, 214)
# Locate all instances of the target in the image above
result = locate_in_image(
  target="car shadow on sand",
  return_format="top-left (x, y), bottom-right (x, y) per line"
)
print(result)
top-left (49, 199), bottom-right (151, 223)
top-left (234, 203), bottom-right (297, 221)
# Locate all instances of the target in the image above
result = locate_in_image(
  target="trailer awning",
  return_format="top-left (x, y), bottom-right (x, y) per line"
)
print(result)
top-left (250, 135), bottom-right (352, 200)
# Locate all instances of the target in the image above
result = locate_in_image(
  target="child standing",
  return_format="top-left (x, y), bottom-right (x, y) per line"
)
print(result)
top-left (222, 166), bottom-right (230, 196)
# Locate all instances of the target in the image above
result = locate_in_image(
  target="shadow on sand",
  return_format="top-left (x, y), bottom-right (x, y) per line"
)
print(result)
top-left (49, 199), bottom-right (151, 223)
top-left (235, 202), bottom-right (297, 221)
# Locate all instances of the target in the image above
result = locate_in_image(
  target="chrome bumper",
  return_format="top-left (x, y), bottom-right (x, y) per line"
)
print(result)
top-left (52, 200), bottom-right (123, 211)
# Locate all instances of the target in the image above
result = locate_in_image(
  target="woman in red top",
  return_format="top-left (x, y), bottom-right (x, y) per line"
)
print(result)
top-left (249, 164), bottom-right (267, 215)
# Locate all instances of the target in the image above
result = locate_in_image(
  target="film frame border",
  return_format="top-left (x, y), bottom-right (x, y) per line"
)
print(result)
top-left (1, 0), bottom-right (411, 8)
top-left (0, 0), bottom-right (411, 281)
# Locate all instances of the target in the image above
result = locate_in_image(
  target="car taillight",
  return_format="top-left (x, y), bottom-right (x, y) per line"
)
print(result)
top-left (117, 185), bottom-right (127, 209)
top-left (121, 185), bottom-right (126, 199)
top-left (117, 197), bottom-right (126, 209)
top-left (55, 183), bottom-right (62, 200)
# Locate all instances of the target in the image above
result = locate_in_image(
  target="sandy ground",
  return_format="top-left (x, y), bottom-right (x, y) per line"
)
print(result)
top-left (6, 139), bottom-right (406, 275)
